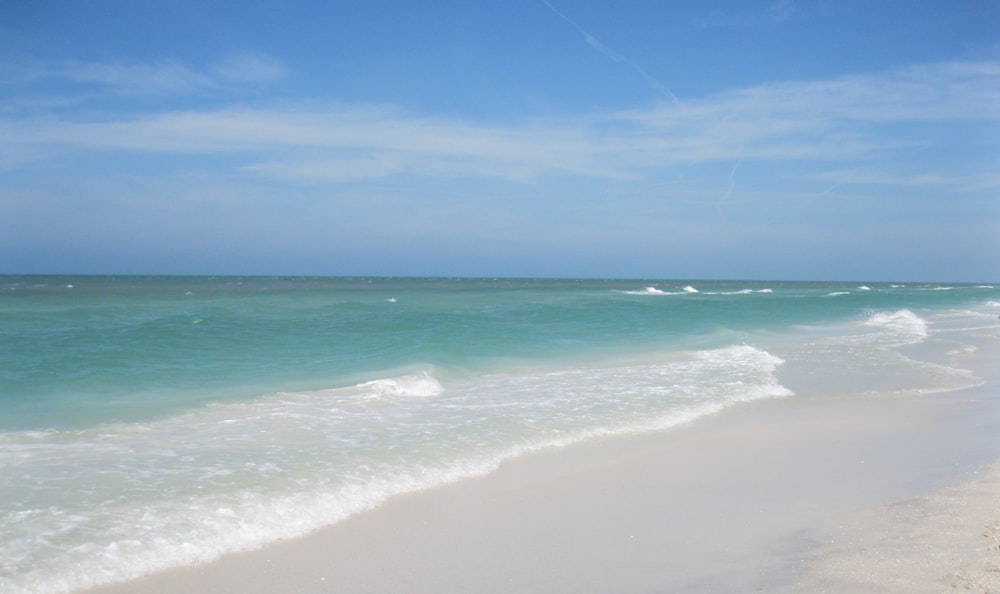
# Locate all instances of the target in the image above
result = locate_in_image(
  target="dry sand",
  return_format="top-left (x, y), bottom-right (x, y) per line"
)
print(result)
top-left (86, 339), bottom-right (1000, 594)
top-left (794, 458), bottom-right (1000, 593)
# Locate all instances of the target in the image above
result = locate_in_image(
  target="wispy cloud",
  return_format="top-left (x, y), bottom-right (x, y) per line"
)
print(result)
top-left (211, 53), bottom-right (288, 85)
top-left (1, 59), bottom-right (997, 186)
top-left (811, 168), bottom-right (1000, 192)
top-left (621, 62), bottom-right (1000, 126)
top-left (1, 52), bottom-right (287, 100)
top-left (68, 60), bottom-right (215, 95)
top-left (695, 0), bottom-right (808, 28)
top-left (0, 57), bottom-right (208, 96)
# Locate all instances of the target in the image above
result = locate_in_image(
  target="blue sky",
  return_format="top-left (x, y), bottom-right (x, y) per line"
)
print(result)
top-left (1, 0), bottom-right (998, 281)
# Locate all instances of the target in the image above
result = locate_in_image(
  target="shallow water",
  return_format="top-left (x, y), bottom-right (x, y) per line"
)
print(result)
top-left (1, 276), bottom-right (997, 593)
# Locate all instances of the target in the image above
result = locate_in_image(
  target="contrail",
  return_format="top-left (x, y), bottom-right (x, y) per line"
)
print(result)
top-left (716, 160), bottom-right (741, 222)
top-left (540, 0), bottom-right (680, 105)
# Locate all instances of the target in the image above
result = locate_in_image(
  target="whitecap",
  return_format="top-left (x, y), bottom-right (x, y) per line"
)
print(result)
top-left (620, 287), bottom-right (667, 295)
top-left (620, 286), bottom-right (696, 296)
top-left (863, 309), bottom-right (929, 344)
top-left (357, 372), bottom-right (444, 398)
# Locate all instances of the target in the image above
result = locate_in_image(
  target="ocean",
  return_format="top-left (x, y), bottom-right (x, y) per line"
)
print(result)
top-left (2, 276), bottom-right (998, 593)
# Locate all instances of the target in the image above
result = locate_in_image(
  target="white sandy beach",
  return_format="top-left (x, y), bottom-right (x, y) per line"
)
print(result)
top-left (85, 337), bottom-right (1000, 594)
top-left (794, 457), bottom-right (1000, 593)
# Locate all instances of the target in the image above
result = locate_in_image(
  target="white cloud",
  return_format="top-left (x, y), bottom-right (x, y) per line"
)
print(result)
top-left (243, 156), bottom-right (408, 184)
top-left (813, 168), bottom-right (1000, 192)
top-left (621, 61), bottom-right (1000, 127)
top-left (63, 60), bottom-right (215, 95)
top-left (212, 53), bottom-right (288, 84)
top-left (1, 106), bottom-right (626, 180)
top-left (1, 53), bottom-right (287, 99)
top-left (1, 59), bottom-right (997, 186)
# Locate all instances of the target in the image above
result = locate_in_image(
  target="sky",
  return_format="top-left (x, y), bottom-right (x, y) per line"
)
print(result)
top-left (1, 0), bottom-right (998, 281)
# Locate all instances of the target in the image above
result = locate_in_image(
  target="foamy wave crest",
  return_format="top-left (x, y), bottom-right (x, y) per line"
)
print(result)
top-left (356, 372), bottom-right (444, 398)
top-left (863, 309), bottom-right (929, 345)
top-left (827, 291), bottom-right (850, 297)
top-left (705, 288), bottom-right (772, 295)
top-left (439, 345), bottom-right (793, 466)
top-left (621, 286), bottom-right (699, 296)
top-left (692, 344), bottom-right (793, 400)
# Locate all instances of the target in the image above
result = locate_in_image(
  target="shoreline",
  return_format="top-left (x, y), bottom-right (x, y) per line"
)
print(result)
top-left (84, 357), bottom-right (1000, 593)
top-left (79, 328), bottom-right (1000, 593)
top-left (790, 331), bottom-right (1000, 592)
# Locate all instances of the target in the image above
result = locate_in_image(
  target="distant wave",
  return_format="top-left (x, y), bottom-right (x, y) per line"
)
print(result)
top-left (628, 286), bottom-right (667, 295)
top-left (620, 285), bottom-right (698, 296)
top-left (713, 288), bottom-right (772, 295)
top-left (621, 285), bottom-right (772, 296)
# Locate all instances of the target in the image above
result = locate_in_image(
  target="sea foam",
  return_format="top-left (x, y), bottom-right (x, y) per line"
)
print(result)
top-left (863, 309), bottom-right (929, 345)
top-left (0, 346), bottom-right (792, 594)
top-left (355, 372), bottom-right (444, 398)
top-left (622, 285), bottom-right (702, 296)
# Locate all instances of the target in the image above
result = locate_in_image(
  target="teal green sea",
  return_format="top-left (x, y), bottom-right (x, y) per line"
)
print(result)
top-left (1, 276), bottom-right (998, 593)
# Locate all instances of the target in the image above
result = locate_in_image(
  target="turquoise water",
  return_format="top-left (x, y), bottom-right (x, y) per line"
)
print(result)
top-left (1, 276), bottom-right (998, 593)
